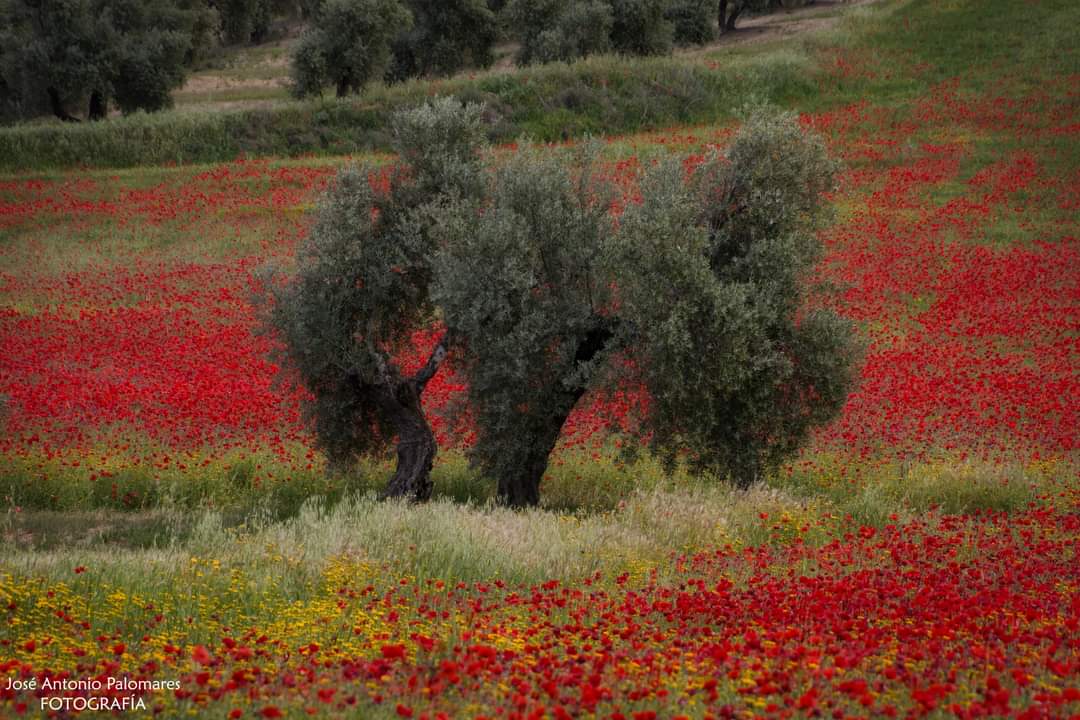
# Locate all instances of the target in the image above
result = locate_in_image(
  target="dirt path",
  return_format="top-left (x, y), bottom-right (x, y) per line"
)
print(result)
top-left (490, 0), bottom-right (885, 70)
top-left (699, 0), bottom-right (883, 49)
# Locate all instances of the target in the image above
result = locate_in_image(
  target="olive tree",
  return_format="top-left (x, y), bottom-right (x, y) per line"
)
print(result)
top-left (387, 0), bottom-right (498, 82)
top-left (667, 0), bottom-right (714, 45)
top-left (611, 111), bottom-right (854, 487)
top-left (506, 0), bottom-right (610, 66)
top-left (265, 98), bottom-right (487, 500)
top-left (290, 0), bottom-right (411, 98)
top-left (270, 103), bottom-right (853, 507)
top-left (0, 0), bottom-right (210, 122)
top-left (607, 0), bottom-right (673, 56)
top-left (506, 0), bottom-right (673, 66)
top-left (432, 145), bottom-right (621, 506)
top-left (433, 109), bottom-right (853, 505)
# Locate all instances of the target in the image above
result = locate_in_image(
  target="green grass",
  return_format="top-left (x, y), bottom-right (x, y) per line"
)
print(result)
top-left (4, 452), bottom-right (1070, 588)
top-left (0, 0), bottom-right (870, 172)
top-left (173, 86), bottom-right (291, 106)
top-left (3, 440), bottom-right (1068, 561)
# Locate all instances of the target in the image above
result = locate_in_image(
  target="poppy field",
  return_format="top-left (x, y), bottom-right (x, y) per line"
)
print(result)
top-left (1, 0), bottom-right (1079, 717)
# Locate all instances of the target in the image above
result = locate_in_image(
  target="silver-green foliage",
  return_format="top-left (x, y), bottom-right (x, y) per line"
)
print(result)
top-left (0, 0), bottom-right (210, 121)
top-left (666, 0), bottom-right (715, 45)
top-left (290, 0), bottom-right (412, 98)
top-left (507, 0), bottom-right (672, 66)
top-left (430, 108), bottom-right (853, 501)
top-left (613, 109), bottom-right (855, 485)
top-left (531, 1), bottom-right (615, 65)
top-left (432, 144), bottom-right (618, 503)
top-left (265, 98), bottom-right (485, 466)
top-left (608, 0), bottom-right (674, 57)
top-left (270, 102), bottom-right (853, 502)
top-left (387, 0), bottom-right (499, 81)
top-left (507, 0), bottom-right (606, 66)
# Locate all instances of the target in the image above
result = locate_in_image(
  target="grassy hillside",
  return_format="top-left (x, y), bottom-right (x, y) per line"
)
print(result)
top-left (4, 0), bottom-right (1075, 173)
top-left (0, 1), bottom-right (888, 172)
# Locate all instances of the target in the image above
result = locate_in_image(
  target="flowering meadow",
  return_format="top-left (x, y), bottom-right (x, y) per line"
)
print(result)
top-left (2, 0), bottom-right (1079, 717)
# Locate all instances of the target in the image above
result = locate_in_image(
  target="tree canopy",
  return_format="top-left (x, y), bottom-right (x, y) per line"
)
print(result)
top-left (0, 0), bottom-right (212, 122)
top-left (268, 100), bottom-right (855, 506)
top-left (432, 144), bottom-right (621, 506)
top-left (265, 98), bottom-right (486, 498)
top-left (290, 0), bottom-right (412, 98)
top-left (387, 0), bottom-right (499, 82)
top-left (610, 111), bottom-right (853, 486)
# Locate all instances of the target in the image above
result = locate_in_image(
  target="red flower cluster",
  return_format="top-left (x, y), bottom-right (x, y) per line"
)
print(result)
top-left (3, 497), bottom-right (1078, 718)
top-left (0, 77), bottom-right (1077, 479)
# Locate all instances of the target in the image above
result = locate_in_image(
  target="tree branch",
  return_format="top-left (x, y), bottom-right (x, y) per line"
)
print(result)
top-left (412, 332), bottom-right (450, 393)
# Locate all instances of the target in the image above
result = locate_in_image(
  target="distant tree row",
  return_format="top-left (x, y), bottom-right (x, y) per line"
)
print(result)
top-left (291, 0), bottom-right (499, 98)
top-left (0, 0), bottom-right (815, 121)
top-left (291, 0), bottom-right (816, 98)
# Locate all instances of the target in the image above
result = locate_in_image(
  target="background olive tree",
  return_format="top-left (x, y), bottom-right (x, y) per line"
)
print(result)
top-left (607, 0), bottom-right (674, 56)
top-left (0, 0), bottom-right (213, 121)
top-left (506, 0), bottom-right (675, 65)
top-left (290, 0), bottom-right (411, 98)
top-left (667, 0), bottom-right (715, 45)
top-left (387, 0), bottom-right (499, 82)
top-left (264, 98), bottom-right (487, 500)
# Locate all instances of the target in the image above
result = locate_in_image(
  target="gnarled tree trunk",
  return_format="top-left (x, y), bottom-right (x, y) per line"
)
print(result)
top-left (496, 386), bottom-right (585, 508)
top-left (376, 380), bottom-right (437, 501)
top-left (496, 319), bottom-right (617, 508)
top-left (374, 334), bottom-right (448, 502)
